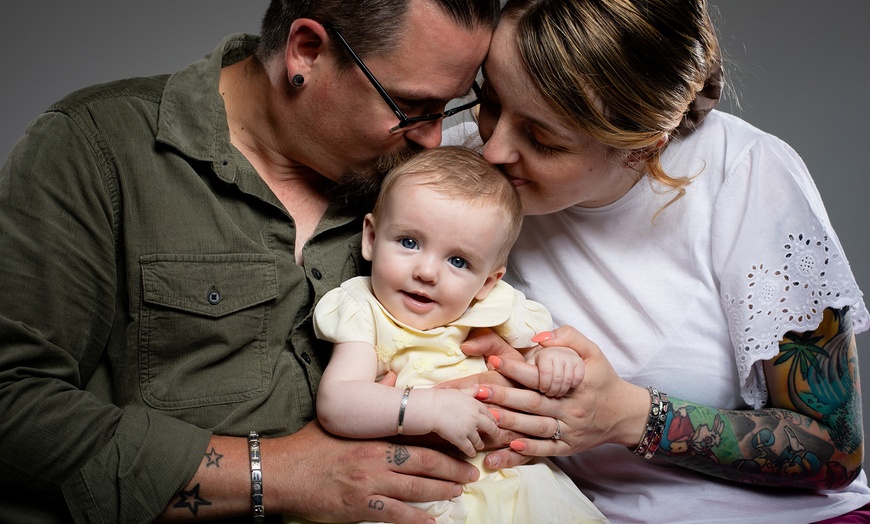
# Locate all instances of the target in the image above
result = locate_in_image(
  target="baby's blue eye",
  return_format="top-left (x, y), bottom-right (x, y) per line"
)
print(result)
top-left (448, 256), bottom-right (468, 269)
top-left (400, 238), bottom-right (418, 249)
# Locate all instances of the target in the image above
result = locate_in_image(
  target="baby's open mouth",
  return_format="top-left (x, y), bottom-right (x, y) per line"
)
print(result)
top-left (404, 292), bottom-right (433, 304)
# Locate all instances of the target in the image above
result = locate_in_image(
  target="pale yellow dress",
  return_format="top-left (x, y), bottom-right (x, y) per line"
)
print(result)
top-left (307, 276), bottom-right (608, 524)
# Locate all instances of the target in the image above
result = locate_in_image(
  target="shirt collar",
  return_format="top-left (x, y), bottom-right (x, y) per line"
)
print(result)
top-left (156, 33), bottom-right (259, 171)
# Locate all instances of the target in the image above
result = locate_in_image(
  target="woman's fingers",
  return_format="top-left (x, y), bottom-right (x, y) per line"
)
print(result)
top-left (535, 326), bottom-right (600, 359)
top-left (461, 327), bottom-right (525, 362)
top-left (487, 404), bottom-right (560, 438)
top-left (509, 435), bottom-right (572, 456)
top-left (487, 355), bottom-right (541, 390)
top-left (435, 369), bottom-right (512, 390)
top-left (475, 383), bottom-right (557, 417)
top-left (483, 446), bottom-right (532, 469)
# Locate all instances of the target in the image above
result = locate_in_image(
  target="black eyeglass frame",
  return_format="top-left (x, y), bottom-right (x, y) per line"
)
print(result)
top-left (322, 22), bottom-right (482, 133)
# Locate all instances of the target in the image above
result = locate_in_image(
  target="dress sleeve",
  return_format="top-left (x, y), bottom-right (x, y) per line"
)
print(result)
top-left (492, 287), bottom-right (555, 348)
top-left (313, 281), bottom-right (377, 345)
top-left (712, 134), bottom-right (869, 408)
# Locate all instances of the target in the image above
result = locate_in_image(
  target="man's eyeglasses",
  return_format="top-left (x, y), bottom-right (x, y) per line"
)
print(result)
top-left (323, 22), bottom-right (481, 133)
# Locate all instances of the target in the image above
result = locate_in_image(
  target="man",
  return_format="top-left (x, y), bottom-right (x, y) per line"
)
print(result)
top-left (0, 0), bottom-right (498, 522)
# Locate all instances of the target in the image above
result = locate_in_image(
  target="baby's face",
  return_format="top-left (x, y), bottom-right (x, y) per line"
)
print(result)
top-left (362, 183), bottom-right (506, 331)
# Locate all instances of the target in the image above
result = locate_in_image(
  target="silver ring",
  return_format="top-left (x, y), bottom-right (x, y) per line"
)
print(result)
top-left (551, 420), bottom-right (562, 440)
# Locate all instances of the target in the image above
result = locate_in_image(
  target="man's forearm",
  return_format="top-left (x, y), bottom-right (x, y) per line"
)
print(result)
top-left (157, 435), bottom-right (251, 522)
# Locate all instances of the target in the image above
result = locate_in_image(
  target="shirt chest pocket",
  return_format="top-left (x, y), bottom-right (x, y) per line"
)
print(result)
top-left (139, 253), bottom-right (278, 409)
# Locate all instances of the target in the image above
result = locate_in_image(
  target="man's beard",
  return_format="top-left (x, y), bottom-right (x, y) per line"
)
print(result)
top-left (325, 144), bottom-right (422, 214)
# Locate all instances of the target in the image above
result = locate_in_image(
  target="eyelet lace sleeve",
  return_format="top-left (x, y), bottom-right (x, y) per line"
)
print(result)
top-left (715, 135), bottom-right (868, 408)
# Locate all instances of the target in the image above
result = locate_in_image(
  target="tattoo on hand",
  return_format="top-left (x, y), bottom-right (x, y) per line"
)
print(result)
top-left (386, 445), bottom-right (410, 466)
top-left (368, 498), bottom-right (386, 511)
top-left (173, 483), bottom-right (212, 516)
top-left (204, 447), bottom-right (223, 468)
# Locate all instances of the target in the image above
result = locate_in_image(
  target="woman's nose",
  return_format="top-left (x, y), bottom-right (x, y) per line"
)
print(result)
top-left (481, 121), bottom-right (519, 166)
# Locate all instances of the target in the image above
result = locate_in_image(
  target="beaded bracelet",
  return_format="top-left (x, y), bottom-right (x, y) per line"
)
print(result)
top-left (248, 431), bottom-right (265, 523)
top-left (397, 385), bottom-right (413, 435)
top-left (629, 386), bottom-right (670, 459)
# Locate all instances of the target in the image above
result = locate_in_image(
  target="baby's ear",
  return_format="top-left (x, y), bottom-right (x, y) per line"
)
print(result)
top-left (475, 265), bottom-right (506, 301)
top-left (361, 214), bottom-right (376, 262)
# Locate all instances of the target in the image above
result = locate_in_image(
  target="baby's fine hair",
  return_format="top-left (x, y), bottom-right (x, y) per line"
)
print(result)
top-left (373, 146), bottom-right (523, 265)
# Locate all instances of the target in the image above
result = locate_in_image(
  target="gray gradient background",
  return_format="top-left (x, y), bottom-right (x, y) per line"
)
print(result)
top-left (2, 3), bottom-right (868, 460)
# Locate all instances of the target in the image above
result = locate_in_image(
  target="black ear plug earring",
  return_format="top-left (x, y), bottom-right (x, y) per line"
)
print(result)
top-left (291, 74), bottom-right (305, 87)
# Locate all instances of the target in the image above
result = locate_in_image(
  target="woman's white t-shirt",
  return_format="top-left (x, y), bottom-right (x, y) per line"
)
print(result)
top-left (446, 110), bottom-right (870, 522)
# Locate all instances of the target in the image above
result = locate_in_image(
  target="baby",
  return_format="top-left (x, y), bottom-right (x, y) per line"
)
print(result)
top-left (313, 146), bottom-right (607, 523)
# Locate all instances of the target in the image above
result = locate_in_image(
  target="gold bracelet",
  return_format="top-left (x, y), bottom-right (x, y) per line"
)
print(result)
top-left (397, 386), bottom-right (413, 435)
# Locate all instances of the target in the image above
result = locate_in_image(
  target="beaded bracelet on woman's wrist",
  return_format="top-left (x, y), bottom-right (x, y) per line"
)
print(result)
top-left (628, 386), bottom-right (669, 459)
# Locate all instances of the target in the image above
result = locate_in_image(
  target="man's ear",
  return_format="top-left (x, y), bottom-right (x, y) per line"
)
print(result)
top-left (361, 213), bottom-right (376, 262)
top-left (475, 265), bottom-right (506, 301)
top-left (284, 18), bottom-right (330, 81)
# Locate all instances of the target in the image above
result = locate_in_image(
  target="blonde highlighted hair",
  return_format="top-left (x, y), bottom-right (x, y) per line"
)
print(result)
top-left (502, 0), bottom-right (721, 205)
top-left (373, 146), bottom-right (523, 265)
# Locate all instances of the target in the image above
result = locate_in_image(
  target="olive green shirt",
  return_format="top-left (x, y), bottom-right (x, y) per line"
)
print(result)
top-left (0, 34), bottom-right (366, 523)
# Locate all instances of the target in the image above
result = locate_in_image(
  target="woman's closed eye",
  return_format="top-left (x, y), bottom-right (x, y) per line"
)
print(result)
top-left (527, 127), bottom-right (559, 155)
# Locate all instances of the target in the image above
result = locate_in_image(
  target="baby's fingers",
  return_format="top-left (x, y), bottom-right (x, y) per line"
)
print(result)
top-left (550, 361), bottom-right (573, 398)
top-left (456, 438), bottom-right (477, 458)
top-left (475, 409), bottom-right (500, 437)
top-left (570, 363), bottom-right (584, 389)
top-left (537, 358), bottom-right (555, 395)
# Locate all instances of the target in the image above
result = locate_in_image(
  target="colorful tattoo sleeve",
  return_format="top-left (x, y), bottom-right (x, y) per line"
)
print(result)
top-left (656, 307), bottom-right (863, 489)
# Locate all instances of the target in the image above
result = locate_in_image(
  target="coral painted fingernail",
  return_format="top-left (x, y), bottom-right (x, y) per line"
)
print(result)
top-left (488, 408), bottom-right (501, 423)
top-left (476, 387), bottom-right (492, 400)
top-left (488, 355), bottom-right (503, 369)
top-left (510, 440), bottom-right (526, 452)
top-left (532, 331), bottom-right (554, 343)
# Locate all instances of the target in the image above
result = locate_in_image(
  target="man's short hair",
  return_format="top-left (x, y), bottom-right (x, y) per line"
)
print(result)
top-left (257, 0), bottom-right (500, 69)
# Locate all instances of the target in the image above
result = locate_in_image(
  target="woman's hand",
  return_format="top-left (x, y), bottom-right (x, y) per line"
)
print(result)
top-left (473, 325), bottom-right (650, 469)
top-left (433, 328), bottom-right (531, 452)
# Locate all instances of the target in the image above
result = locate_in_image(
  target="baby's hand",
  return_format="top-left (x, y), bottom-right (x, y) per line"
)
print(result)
top-left (425, 387), bottom-right (499, 457)
top-left (529, 346), bottom-right (584, 397)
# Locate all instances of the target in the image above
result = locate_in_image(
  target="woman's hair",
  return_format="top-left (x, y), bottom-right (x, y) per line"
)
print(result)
top-left (373, 146), bottom-right (523, 266)
top-left (257, 0), bottom-right (501, 71)
top-left (502, 0), bottom-right (722, 202)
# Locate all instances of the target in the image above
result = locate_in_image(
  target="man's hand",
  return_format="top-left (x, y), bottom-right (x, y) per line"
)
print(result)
top-left (267, 421), bottom-right (479, 523)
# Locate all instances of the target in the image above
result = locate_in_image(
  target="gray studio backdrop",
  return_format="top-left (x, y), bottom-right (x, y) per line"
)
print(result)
top-left (2, 2), bottom-right (868, 460)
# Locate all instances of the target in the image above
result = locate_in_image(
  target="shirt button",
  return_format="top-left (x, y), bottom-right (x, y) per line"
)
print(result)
top-left (311, 268), bottom-right (323, 280)
top-left (301, 352), bottom-right (312, 364)
top-left (207, 288), bottom-right (222, 305)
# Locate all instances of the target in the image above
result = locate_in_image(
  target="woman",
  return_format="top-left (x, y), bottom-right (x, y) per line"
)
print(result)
top-left (447, 0), bottom-right (870, 521)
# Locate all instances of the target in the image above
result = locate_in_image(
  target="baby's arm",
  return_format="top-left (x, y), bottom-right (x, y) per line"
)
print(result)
top-left (317, 342), bottom-right (499, 457)
top-left (520, 344), bottom-right (584, 398)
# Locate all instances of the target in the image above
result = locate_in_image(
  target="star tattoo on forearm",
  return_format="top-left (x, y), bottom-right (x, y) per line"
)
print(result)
top-left (204, 447), bottom-right (223, 468)
top-left (173, 483), bottom-right (212, 516)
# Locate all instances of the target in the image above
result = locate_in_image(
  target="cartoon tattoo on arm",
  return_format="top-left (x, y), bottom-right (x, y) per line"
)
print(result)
top-left (657, 307), bottom-right (863, 489)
